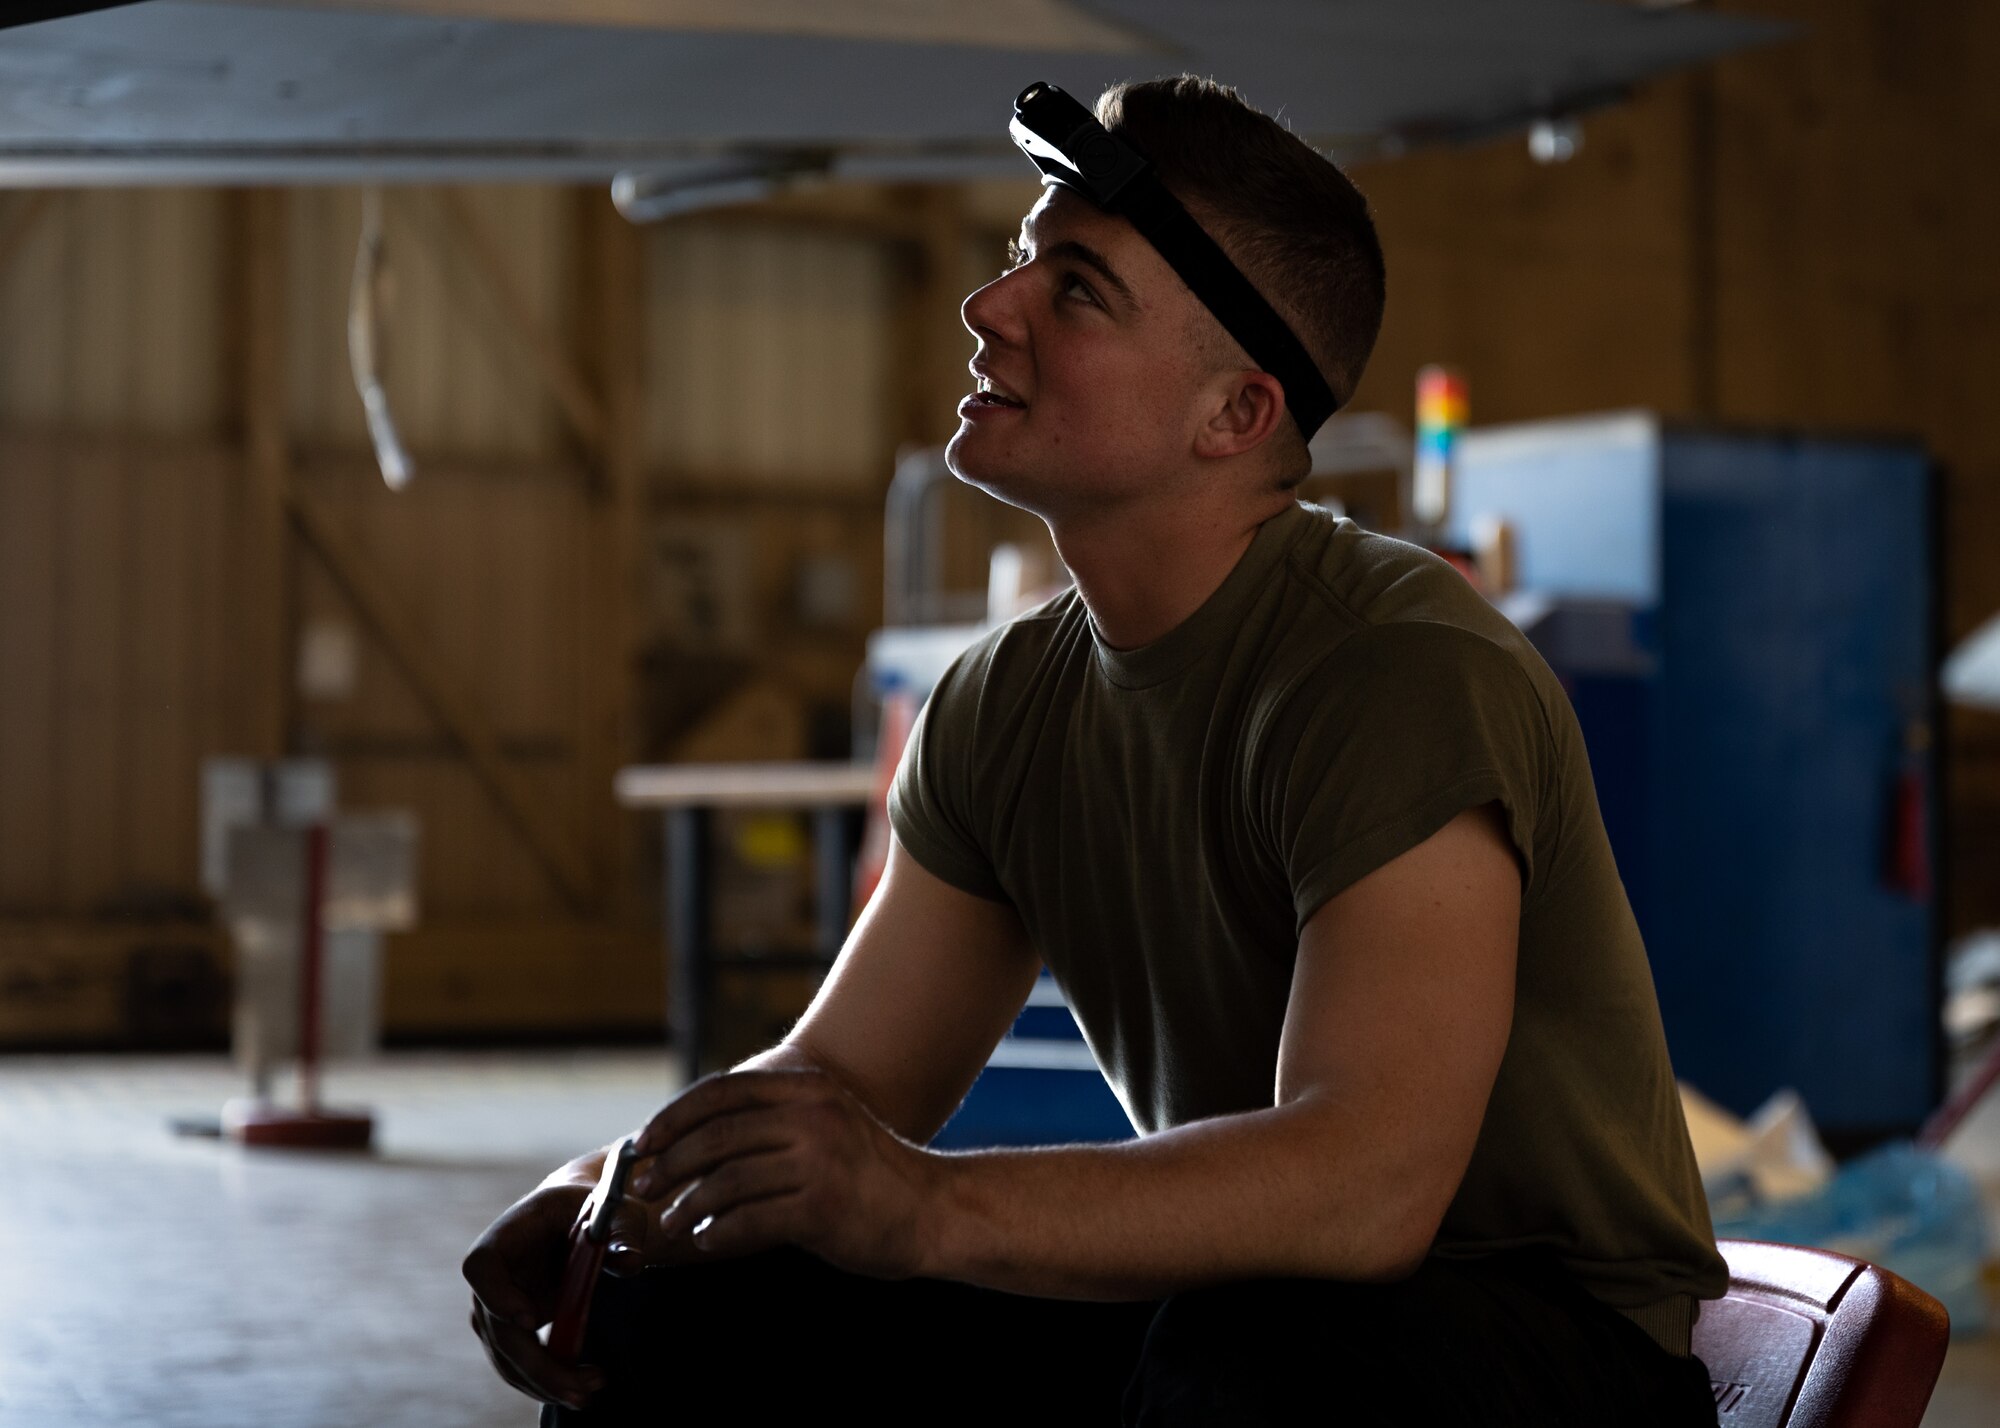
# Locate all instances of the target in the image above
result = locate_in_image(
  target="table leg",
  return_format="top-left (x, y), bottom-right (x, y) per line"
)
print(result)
top-left (665, 806), bottom-right (712, 1086)
top-left (811, 806), bottom-right (858, 959)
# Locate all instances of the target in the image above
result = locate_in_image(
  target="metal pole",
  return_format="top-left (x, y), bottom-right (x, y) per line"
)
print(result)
top-left (665, 807), bottom-right (711, 1086)
top-left (299, 821), bottom-right (329, 1115)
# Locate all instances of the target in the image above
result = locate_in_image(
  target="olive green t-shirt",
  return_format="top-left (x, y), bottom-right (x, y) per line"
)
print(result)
top-left (888, 500), bottom-right (1726, 1328)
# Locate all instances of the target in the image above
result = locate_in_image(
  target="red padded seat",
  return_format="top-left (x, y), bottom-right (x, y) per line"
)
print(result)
top-left (1693, 1239), bottom-right (1951, 1428)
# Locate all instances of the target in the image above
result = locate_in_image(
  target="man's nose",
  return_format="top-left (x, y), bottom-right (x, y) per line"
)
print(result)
top-left (960, 269), bottom-right (1021, 343)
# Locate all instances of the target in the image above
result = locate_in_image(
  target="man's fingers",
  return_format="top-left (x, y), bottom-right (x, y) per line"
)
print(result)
top-left (657, 1149), bottom-right (807, 1238)
top-left (471, 1310), bottom-right (546, 1404)
top-left (470, 1301), bottom-right (548, 1401)
top-left (687, 1193), bottom-right (808, 1259)
top-left (462, 1181), bottom-right (606, 1405)
top-left (632, 1108), bottom-right (793, 1199)
top-left (461, 1183), bottom-right (587, 1326)
top-left (632, 1069), bottom-right (823, 1161)
top-left (633, 1071), bottom-right (776, 1157)
top-left (462, 1249), bottom-right (541, 1332)
top-left (474, 1299), bottom-right (602, 1408)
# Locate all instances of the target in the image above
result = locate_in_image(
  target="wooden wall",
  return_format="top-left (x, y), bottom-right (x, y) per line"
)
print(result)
top-left (0, 434), bottom-right (236, 916)
top-left (0, 180), bottom-right (1005, 1043)
top-left (0, 192), bottom-right (226, 434)
top-left (295, 454), bottom-right (591, 920)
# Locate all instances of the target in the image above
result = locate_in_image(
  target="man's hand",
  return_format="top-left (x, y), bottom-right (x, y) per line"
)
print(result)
top-left (463, 1178), bottom-right (644, 1410)
top-left (628, 1066), bottom-right (940, 1280)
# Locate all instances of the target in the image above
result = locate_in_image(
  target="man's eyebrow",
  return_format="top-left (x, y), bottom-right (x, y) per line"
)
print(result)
top-left (1012, 232), bottom-right (1141, 312)
top-left (1051, 240), bottom-right (1139, 309)
top-left (1048, 239), bottom-right (1144, 308)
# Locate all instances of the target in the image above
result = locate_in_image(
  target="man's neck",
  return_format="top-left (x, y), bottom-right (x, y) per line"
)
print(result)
top-left (1050, 495), bottom-right (1292, 651)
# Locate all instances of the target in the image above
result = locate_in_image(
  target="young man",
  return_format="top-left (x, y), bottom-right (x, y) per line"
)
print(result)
top-left (467, 76), bottom-right (1726, 1425)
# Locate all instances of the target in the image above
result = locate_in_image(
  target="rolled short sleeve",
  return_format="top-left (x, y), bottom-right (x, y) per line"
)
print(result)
top-left (1268, 621), bottom-right (1550, 933)
top-left (886, 649), bottom-right (1011, 903)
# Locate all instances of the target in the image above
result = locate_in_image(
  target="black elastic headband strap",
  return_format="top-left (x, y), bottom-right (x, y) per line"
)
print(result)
top-left (1009, 81), bottom-right (1338, 440)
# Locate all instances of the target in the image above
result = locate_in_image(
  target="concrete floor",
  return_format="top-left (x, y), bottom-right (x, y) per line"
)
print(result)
top-left (0, 1052), bottom-right (670, 1428)
top-left (0, 1050), bottom-right (1994, 1427)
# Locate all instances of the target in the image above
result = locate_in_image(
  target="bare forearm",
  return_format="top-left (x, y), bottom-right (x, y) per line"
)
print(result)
top-left (919, 1097), bottom-right (1441, 1301)
top-left (735, 1039), bottom-right (826, 1077)
top-left (746, 1032), bottom-right (959, 1143)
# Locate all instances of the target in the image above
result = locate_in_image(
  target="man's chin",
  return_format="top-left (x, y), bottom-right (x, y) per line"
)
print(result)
top-left (943, 431), bottom-right (1003, 492)
top-left (943, 441), bottom-right (1042, 516)
top-left (942, 427), bottom-right (974, 481)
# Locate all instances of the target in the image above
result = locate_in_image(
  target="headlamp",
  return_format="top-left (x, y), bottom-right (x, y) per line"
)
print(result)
top-left (1008, 81), bottom-right (1338, 440)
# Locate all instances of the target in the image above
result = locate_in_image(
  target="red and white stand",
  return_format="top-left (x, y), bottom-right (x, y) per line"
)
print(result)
top-left (223, 823), bottom-right (375, 1150)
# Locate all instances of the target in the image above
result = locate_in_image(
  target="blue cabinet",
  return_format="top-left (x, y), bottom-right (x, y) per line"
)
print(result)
top-left (1448, 414), bottom-right (1940, 1137)
top-left (932, 973), bottom-right (1135, 1149)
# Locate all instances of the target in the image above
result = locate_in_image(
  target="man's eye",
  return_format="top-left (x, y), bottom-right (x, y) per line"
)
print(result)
top-left (1059, 272), bottom-right (1098, 305)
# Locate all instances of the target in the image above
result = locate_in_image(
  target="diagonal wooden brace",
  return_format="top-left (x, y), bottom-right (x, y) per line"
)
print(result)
top-left (287, 486), bottom-right (595, 912)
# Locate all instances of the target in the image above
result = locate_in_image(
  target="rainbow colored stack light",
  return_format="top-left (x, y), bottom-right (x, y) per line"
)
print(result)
top-left (1413, 364), bottom-right (1468, 530)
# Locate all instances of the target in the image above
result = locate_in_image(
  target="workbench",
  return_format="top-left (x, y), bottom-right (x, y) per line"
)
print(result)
top-left (615, 762), bottom-right (877, 1083)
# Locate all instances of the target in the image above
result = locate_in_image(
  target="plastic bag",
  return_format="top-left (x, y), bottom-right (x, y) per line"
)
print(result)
top-left (1711, 1141), bottom-right (1989, 1335)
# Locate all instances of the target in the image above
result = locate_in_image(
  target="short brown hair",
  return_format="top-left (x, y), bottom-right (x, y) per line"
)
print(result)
top-left (1096, 76), bottom-right (1386, 421)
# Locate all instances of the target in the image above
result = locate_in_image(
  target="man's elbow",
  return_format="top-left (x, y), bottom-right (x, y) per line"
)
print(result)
top-left (1285, 1231), bottom-right (1427, 1285)
top-left (1304, 1183), bottom-right (1449, 1284)
top-left (1278, 1103), bottom-right (1455, 1283)
top-left (1354, 1236), bottom-right (1432, 1284)
top-left (1339, 1221), bottom-right (1435, 1284)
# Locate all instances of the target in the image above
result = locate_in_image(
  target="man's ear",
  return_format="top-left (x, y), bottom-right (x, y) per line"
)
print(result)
top-left (1193, 369), bottom-right (1288, 460)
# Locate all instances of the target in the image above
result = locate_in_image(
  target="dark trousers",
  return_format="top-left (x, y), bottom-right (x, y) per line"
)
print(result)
top-left (548, 1248), bottom-right (1719, 1426)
